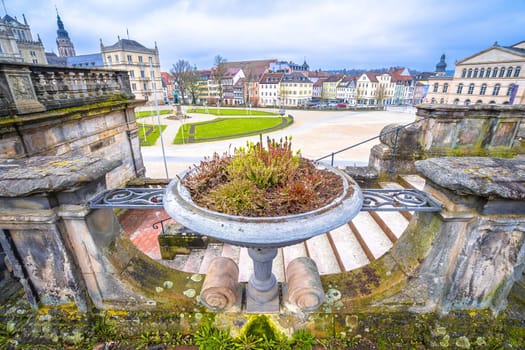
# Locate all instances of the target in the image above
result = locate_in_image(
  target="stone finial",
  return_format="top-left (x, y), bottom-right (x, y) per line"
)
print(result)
top-left (284, 257), bottom-right (325, 312)
top-left (200, 257), bottom-right (239, 311)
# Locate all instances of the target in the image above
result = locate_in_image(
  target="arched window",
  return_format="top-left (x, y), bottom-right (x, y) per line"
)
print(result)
top-left (514, 66), bottom-right (521, 77)
top-left (480, 84), bottom-right (487, 95)
top-left (492, 67), bottom-right (498, 78)
top-left (440, 98), bottom-right (444, 104)
top-left (486, 67), bottom-right (491, 78)
top-left (467, 83), bottom-right (475, 94)
top-left (493, 84), bottom-right (501, 95)
top-left (467, 68), bottom-right (473, 78)
top-left (433, 83), bottom-right (439, 92)
top-left (506, 67), bottom-right (513, 77)
top-left (473, 68), bottom-right (479, 78)
top-left (457, 83), bottom-right (464, 94)
top-left (507, 84), bottom-right (514, 96)
top-left (499, 68), bottom-right (506, 78)
top-left (465, 99), bottom-right (471, 105)
top-left (462, 68), bottom-right (467, 78)
top-left (443, 83), bottom-right (449, 93)
top-left (476, 100), bottom-right (483, 104)
top-left (489, 100), bottom-right (496, 104)
top-left (453, 98), bottom-right (460, 105)
top-left (480, 68), bottom-right (485, 77)
top-left (431, 97), bottom-right (436, 104)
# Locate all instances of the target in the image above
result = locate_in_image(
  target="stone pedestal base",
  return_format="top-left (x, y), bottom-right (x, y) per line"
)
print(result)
top-left (246, 284), bottom-right (280, 313)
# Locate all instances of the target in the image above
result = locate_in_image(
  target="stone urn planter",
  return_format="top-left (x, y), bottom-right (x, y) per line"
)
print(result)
top-left (164, 163), bottom-right (363, 311)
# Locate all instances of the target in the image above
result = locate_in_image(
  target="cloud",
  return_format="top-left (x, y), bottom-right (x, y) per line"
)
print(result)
top-left (11, 0), bottom-right (525, 72)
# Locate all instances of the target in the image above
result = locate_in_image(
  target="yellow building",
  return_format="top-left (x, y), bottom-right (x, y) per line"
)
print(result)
top-left (426, 41), bottom-right (525, 105)
top-left (101, 38), bottom-right (163, 103)
top-left (280, 72), bottom-right (313, 107)
top-left (0, 14), bottom-right (47, 64)
top-left (321, 74), bottom-right (344, 101)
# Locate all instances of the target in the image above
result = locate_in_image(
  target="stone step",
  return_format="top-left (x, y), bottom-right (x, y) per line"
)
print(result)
top-left (282, 243), bottom-right (308, 270)
top-left (305, 233), bottom-right (341, 275)
top-left (398, 174), bottom-right (426, 190)
top-left (329, 224), bottom-right (370, 271)
top-left (221, 243), bottom-right (241, 264)
top-left (182, 248), bottom-right (206, 272)
top-left (349, 212), bottom-right (393, 260)
top-left (198, 243), bottom-right (223, 274)
top-left (371, 211), bottom-right (409, 239)
top-left (237, 247), bottom-right (254, 282)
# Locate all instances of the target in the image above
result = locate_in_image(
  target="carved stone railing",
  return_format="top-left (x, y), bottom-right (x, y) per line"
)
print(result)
top-left (0, 62), bottom-right (134, 116)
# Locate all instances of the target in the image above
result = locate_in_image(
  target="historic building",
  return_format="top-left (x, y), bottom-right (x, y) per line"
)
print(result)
top-left (55, 11), bottom-right (75, 57)
top-left (279, 72), bottom-right (313, 107)
top-left (425, 41), bottom-right (525, 105)
top-left (0, 14), bottom-right (47, 64)
top-left (101, 38), bottom-right (163, 103)
top-left (258, 72), bottom-right (283, 107)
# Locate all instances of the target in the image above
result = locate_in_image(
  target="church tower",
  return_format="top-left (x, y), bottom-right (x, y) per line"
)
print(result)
top-left (56, 10), bottom-right (76, 57)
top-left (435, 53), bottom-right (447, 76)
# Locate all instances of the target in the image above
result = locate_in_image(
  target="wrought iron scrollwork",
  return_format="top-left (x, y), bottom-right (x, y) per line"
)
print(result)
top-left (88, 188), bottom-right (164, 209)
top-left (88, 188), bottom-right (442, 212)
top-left (361, 189), bottom-right (442, 212)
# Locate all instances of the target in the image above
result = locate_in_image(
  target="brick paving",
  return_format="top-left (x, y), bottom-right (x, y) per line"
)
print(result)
top-left (118, 209), bottom-right (174, 260)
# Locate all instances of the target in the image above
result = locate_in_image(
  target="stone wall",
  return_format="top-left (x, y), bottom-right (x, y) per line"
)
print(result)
top-left (0, 63), bottom-right (145, 188)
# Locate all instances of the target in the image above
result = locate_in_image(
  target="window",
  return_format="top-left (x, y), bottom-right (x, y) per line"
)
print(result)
top-left (114, 55), bottom-right (118, 62)
top-left (140, 70), bottom-right (145, 78)
top-left (467, 68), bottom-right (472, 78)
top-left (507, 84), bottom-right (514, 96)
top-left (462, 68), bottom-right (467, 78)
top-left (473, 68), bottom-right (478, 78)
top-left (431, 97), bottom-right (436, 104)
top-left (486, 68), bottom-right (491, 78)
top-left (465, 99), bottom-right (471, 105)
top-left (30, 51), bottom-right (36, 57)
top-left (480, 68), bottom-right (485, 77)
top-left (443, 83), bottom-right (449, 93)
top-left (433, 83), bottom-right (439, 92)
top-left (480, 84), bottom-right (487, 95)
top-left (138, 56), bottom-right (143, 63)
top-left (467, 83), bottom-right (475, 94)
top-left (127, 55), bottom-right (132, 63)
top-left (514, 66), bottom-right (521, 77)
top-left (132, 83), bottom-right (137, 90)
top-left (149, 57), bottom-right (153, 64)
top-left (492, 67), bottom-right (498, 77)
top-left (107, 56), bottom-right (112, 64)
top-left (492, 84), bottom-right (500, 95)
top-left (32, 59), bottom-right (38, 64)
top-left (457, 83), bottom-right (463, 94)
top-left (440, 98), bottom-right (444, 104)
top-left (499, 67), bottom-right (505, 77)
top-left (143, 83), bottom-right (147, 91)
top-left (453, 98), bottom-right (460, 105)
top-left (506, 67), bottom-right (513, 77)
top-left (129, 70), bottom-right (135, 78)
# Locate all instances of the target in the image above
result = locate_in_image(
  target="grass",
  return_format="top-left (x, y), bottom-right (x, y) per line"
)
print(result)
top-left (137, 123), bottom-right (167, 146)
top-left (135, 109), bottom-right (172, 119)
top-left (173, 116), bottom-right (292, 144)
top-left (187, 107), bottom-right (278, 116)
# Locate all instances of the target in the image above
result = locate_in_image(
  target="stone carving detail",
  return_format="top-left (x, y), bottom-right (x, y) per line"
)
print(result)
top-left (10, 75), bottom-right (34, 100)
top-left (200, 257), bottom-right (239, 311)
top-left (284, 257), bottom-right (325, 311)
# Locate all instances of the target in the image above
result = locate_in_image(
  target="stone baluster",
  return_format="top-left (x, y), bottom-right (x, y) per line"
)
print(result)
top-left (45, 71), bottom-right (58, 100)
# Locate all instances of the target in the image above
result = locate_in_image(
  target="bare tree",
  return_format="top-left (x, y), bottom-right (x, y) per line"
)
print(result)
top-left (170, 59), bottom-right (193, 104)
top-left (212, 55), bottom-right (227, 105)
top-left (186, 69), bottom-right (201, 105)
top-left (375, 84), bottom-right (387, 105)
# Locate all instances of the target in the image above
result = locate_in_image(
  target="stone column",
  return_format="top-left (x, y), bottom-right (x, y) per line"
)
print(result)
top-left (415, 157), bottom-right (525, 314)
top-left (246, 247), bottom-right (279, 313)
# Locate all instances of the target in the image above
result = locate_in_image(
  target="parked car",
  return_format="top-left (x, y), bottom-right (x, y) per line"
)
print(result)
top-left (336, 103), bottom-right (347, 108)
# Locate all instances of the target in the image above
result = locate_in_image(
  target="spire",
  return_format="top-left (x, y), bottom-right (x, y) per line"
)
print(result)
top-left (55, 8), bottom-right (76, 57)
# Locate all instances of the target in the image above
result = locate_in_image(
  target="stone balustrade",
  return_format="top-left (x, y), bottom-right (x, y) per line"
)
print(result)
top-left (0, 62), bottom-right (134, 116)
top-left (369, 104), bottom-right (525, 175)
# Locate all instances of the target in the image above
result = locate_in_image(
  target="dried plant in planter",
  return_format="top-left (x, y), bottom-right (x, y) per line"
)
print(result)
top-left (181, 136), bottom-right (345, 217)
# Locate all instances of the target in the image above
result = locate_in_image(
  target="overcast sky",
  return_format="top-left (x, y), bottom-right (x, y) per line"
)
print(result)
top-left (10, 0), bottom-right (525, 73)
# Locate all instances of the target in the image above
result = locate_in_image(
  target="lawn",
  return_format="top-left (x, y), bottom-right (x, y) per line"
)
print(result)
top-left (135, 109), bottom-right (172, 119)
top-left (173, 116), bottom-right (292, 144)
top-left (187, 107), bottom-right (278, 116)
top-left (137, 123), bottom-right (167, 146)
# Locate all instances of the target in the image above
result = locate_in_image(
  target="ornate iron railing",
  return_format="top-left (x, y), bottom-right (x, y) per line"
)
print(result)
top-left (88, 188), bottom-right (442, 212)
